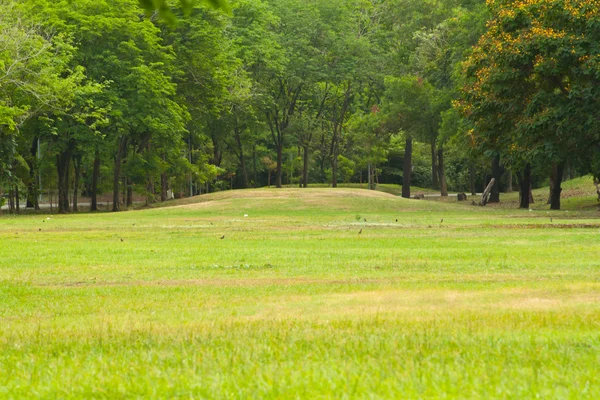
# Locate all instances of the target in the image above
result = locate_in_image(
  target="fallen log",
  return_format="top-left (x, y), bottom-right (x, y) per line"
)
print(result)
top-left (480, 178), bottom-right (496, 206)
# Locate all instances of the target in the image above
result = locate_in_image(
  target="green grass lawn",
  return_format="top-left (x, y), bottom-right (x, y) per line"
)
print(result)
top-left (1, 186), bottom-right (600, 398)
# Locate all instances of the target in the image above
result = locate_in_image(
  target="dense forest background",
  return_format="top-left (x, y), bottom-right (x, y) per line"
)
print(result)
top-left (1, 0), bottom-right (599, 213)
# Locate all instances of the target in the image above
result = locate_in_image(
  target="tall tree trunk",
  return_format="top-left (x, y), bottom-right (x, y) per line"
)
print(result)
top-left (161, 172), bottom-right (168, 202)
top-left (26, 137), bottom-right (39, 209)
top-left (72, 155), bottom-right (82, 212)
top-left (331, 138), bottom-right (338, 188)
top-left (431, 141), bottom-right (438, 190)
top-left (302, 145), bottom-right (309, 188)
top-left (56, 144), bottom-right (73, 214)
top-left (112, 137), bottom-right (128, 212)
top-left (517, 163), bottom-right (531, 209)
top-left (469, 162), bottom-right (476, 195)
top-left (8, 186), bottom-right (14, 214)
top-left (506, 171), bottom-right (513, 193)
top-left (438, 145), bottom-right (448, 196)
top-left (550, 162), bottom-right (565, 210)
top-left (234, 128), bottom-right (249, 189)
top-left (126, 180), bottom-right (133, 207)
top-left (15, 185), bottom-right (20, 214)
top-left (489, 154), bottom-right (503, 203)
top-left (252, 145), bottom-right (258, 188)
top-left (146, 177), bottom-right (155, 205)
top-left (275, 143), bottom-right (283, 188)
top-left (402, 137), bottom-right (412, 199)
top-left (91, 148), bottom-right (100, 211)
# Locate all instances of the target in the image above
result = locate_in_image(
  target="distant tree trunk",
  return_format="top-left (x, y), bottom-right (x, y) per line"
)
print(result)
top-left (252, 145), bottom-right (258, 188)
top-left (57, 143), bottom-right (74, 214)
top-left (506, 171), bottom-right (513, 193)
top-left (276, 142), bottom-right (283, 188)
top-left (402, 137), bottom-right (412, 199)
top-left (91, 148), bottom-right (100, 211)
top-left (302, 145), bottom-right (309, 188)
top-left (72, 155), bottom-right (82, 212)
top-left (438, 145), bottom-right (448, 196)
top-left (529, 182), bottom-right (534, 204)
top-left (234, 127), bottom-right (249, 189)
top-left (431, 141), bottom-right (438, 190)
top-left (469, 162), bottom-right (476, 195)
top-left (550, 162), bottom-right (565, 210)
top-left (112, 136), bottom-right (128, 212)
top-left (126, 181), bottom-right (133, 207)
top-left (15, 185), bottom-right (20, 213)
top-left (489, 154), bottom-right (503, 203)
top-left (161, 172), bottom-right (168, 202)
top-left (331, 146), bottom-right (338, 188)
top-left (517, 163), bottom-right (531, 209)
top-left (146, 177), bottom-right (155, 205)
top-left (26, 137), bottom-right (39, 209)
top-left (8, 186), bottom-right (14, 214)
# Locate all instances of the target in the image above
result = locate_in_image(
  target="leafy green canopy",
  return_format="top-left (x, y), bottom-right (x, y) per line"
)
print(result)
top-left (138, 0), bottom-right (230, 22)
top-left (460, 0), bottom-right (600, 170)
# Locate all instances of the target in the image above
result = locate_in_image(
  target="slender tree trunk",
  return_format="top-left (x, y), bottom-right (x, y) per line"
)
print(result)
top-left (15, 185), bottom-right (20, 214)
top-left (547, 163), bottom-right (557, 205)
top-left (431, 141), bottom-right (438, 190)
top-left (438, 145), bottom-right (448, 196)
top-left (72, 155), bottom-right (82, 212)
top-left (112, 137), bottom-right (128, 212)
top-left (57, 144), bottom-right (73, 214)
top-left (161, 172), bottom-right (168, 202)
top-left (529, 183), bottom-right (534, 204)
top-left (126, 181), bottom-right (133, 207)
top-left (302, 145), bottom-right (309, 188)
top-left (234, 127), bottom-right (249, 189)
top-left (331, 138), bottom-right (338, 188)
top-left (252, 145), bottom-right (258, 188)
top-left (550, 162), bottom-right (565, 210)
top-left (146, 177), bottom-right (155, 205)
top-left (402, 137), bottom-right (412, 199)
top-left (489, 154), bottom-right (503, 203)
top-left (506, 171), bottom-right (513, 193)
top-left (91, 148), bottom-right (100, 211)
top-left (26, 137), bottom-right (38, 209)
top-left (8, 186), bottom-right (14, 214)
top-left (517, 163), bottom-right (531, 209)
top-left (276, 143), bottom-right (283, 188)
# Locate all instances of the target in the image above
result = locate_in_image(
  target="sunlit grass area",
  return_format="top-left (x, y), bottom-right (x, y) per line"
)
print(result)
top-left (1, 185), bottom-right (599, 398)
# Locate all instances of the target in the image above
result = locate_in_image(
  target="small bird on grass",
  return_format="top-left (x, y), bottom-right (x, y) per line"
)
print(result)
top-left (358, 229), bottom-right (362, 234)
top-left (440, 218), bottom-right (444, 224)
top-left (550, 218), bottom-right (553, 223)
top-left (120, 238), bottom-right (124, 242)
top-left (220, 235), bottom-right (225, 239)
top-left (395, 219), bottom-right (398, 222)
top-left (132, 223), bottom-right (136, 226)
top-left (364, 218), bottom-right (367, 222)
top-left (39, 228), bottom-right (41, 232)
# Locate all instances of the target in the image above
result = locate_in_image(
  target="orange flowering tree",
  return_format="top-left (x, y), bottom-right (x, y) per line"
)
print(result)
top-left (460, 0), bottom-right (600, 209)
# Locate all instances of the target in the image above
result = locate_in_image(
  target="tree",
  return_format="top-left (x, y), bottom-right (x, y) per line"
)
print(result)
top-left (461, 0), bottom-right (600, 210)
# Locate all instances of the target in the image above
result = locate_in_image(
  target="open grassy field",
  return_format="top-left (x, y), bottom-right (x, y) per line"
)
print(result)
top-left (1, 183), bottom-right (600, 398)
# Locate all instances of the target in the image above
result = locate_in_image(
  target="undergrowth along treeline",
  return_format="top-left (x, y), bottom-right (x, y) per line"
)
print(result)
top-left (1, 0), bottom-right (599, 213)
